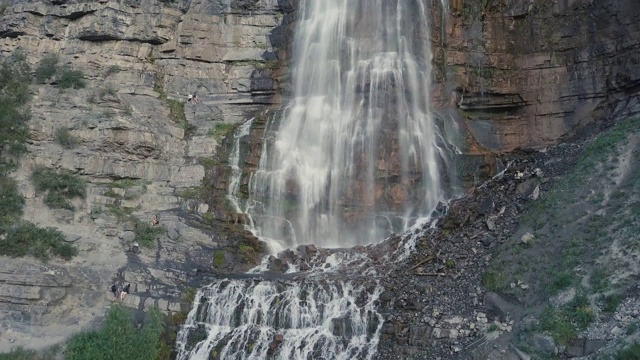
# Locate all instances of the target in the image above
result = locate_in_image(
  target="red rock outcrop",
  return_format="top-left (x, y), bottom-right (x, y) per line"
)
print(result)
top-left (431, 0), bottom-right (640, 153)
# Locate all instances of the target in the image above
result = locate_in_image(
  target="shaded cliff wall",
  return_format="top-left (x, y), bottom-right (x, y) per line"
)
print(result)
top-left (431, 0), bottom-right (640, 154)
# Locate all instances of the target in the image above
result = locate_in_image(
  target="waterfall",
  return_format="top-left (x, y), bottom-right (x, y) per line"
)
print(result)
top-left (177, 1), bottom-right (456, 359)
top-left (176, 279), bottom-right (383, 360)
top-left (248, 0), bottom-right (454, 249)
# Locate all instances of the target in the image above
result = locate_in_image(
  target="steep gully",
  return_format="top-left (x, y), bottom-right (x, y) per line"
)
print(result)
top-left (176, 1), bottom-right (460, 359)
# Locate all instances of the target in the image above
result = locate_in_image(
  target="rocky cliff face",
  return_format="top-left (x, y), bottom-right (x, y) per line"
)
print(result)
top-left (2, 0), bottom-right (639, 355)
top-left (431, 0), bottom-right (640, 153)
top-left (0, 0), bottom-right (292, 351)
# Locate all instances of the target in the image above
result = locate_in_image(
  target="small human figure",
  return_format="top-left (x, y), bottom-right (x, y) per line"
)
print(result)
top-left (192, 94), bottom-right (199, 104)
top-left (111, 283), bottom-right (121, 301)
top-left (152, 215), bottom-right (159, 226)
top-left (120, 283), bottom-right (131, 301)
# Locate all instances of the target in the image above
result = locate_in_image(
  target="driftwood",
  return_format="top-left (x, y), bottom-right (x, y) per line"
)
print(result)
top-left (407, 256), bottom-right (434, 272)
top-left (414, 272), bottom-right (446, 277)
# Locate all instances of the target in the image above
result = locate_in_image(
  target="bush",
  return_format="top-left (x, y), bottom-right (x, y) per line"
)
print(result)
top-left (134, 220), bottom-right (166, 247)
top-left (0, 52), bottom-right (31, 156)
top-left (0, 221), bottom-right (77, 261)
top-left (616, 342), bottom-right (640, 360)
top-left (35, 54), bottom-right (59, 84)
top-left (31, 166), bottom-right (86, 210)
top-left (65, 305), bottom-right (165, 360)
top-left (0, 346), bottom-right (59, 360)
top-left (0, 175), bottom-right (24, 227)
top-left (57, 66), bottom-right (86, 89)
top-left (55, 128), bottom-right (78, 149)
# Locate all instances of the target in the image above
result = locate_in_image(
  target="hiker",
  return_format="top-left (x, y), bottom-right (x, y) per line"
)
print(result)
top-left (152, 214), bottom-right (159, 226)
top-left (111, 283), bottom-right (121, 301)
top-left (120, 283), bottom-right (131, 301)
top-left (192, 94), bottom-right (199, 104)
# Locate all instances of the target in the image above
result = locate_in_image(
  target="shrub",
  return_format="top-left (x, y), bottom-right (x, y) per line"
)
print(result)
top-left (105, 65), bottom-right (122, 76)
top-left (615, 342), bottom-right (640, 360)
top-left (0, 175), bottom-right (24, 227)
top-left (134, 220), bottom-right (166, 247)
top-left (0, 52), bottom-right (31, 156)
top-left (55, 128), bottom-right (78, 149)
top-left (0, 221), bottom-right (78, 261)
top-left (57, 66), bottom-right (86, 89)
top-left (35, 54), bottom-right (59, 84)
top-left (208, 122), bottom-right (235, 141)
top-left (64, 305), bottom-right (165, 360)
top-left (0, 346), bottom-right (59, 360)
top-left (31, 167), bottom-right (86, 210)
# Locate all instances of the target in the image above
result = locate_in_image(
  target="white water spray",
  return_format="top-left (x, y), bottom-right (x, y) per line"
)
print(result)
top-left (248, 0), bottom-right (453, 249)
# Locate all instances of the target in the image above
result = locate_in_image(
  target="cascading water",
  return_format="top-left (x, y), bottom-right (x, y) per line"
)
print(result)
top-left (177, 1), bottom-right (456, 359)
top-left (176, 279), bottom-right (383, 360)
top-left (247, 0), bottom-right (454, 249)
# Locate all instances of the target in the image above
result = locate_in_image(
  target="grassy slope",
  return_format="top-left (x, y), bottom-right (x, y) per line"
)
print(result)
top-left (485, 116), bottom-right (640, 350)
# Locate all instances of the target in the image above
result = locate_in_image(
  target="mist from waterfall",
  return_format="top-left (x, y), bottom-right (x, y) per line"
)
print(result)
top-left (248, 0), bottom-right (454, 250)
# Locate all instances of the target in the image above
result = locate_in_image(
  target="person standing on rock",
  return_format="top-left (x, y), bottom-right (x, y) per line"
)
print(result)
top-left (120, 283), bottom-right (131, 301)
top-left (111, 283), bottom-right (121, 301)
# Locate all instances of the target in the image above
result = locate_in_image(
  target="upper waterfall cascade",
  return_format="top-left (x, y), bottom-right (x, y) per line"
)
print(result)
top-left (246, 0), bottom-right (455, 250)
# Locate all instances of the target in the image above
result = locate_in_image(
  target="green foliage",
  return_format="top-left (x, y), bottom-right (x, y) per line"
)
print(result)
top-left (57, 66), bottom-right (86, 89)
top-left (540, 307), bottom-right (577, 346)
top-left (603, 293), bottom-right (624, 313)
top-left (0, 221), bottom-right (77, 261)
top-left (0, 346), bottom-right (59, 360)
top-left (181, 287), bottom-right (197, 304)
top-left (483, 268), bottom-right (508, 291)
top-left (134, 220), bottom-right (166, 247)
top-left (0, 175), bottom-right (24, 227)
top-left (208, 122), bottom-right (236, 141)
top-left (0, 52), bottom-right (31, 156)
top-left (445, 259), bottom-right (456, 269)
top-left (34, 54), bottom-right (59, 84)
top-left (549, 272), bottom-right (576, 295)
top-left (105, 65), bottom-right (122, 76)
top-left (99, 83), bottom-right (118, 98)
top-left (615, 342), bottom-right (640, 360)
top-left (55, 127), bottom-right (78, 149)
top-left (31, 166), bottom-right (86, 210)
top-left (65, 305), bottom-right (165, 360)
top-left (166, 98), bottom-right (196, 137)
top-left (213, 250), bottom-right (224, 268)
top-left (539, 293), bottom-right (596, 346)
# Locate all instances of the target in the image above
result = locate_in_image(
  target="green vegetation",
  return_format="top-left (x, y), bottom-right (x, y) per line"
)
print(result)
top-left (208, 122), bottom-right (236, 141)
top-left (0, 176), bottom-right (24, 227)
top-left (0, 52), bottom-right (78, 263)
top-left (105, 65), bottom-right (122, 76)
top-left (0, 346), bottom-right (60, 360)
top-left (153, 71), bottom-right (196, 137)
top-left (134, 220), bottom-right (166, 248)
top-left (181, 287), bottom-right (197, 304)
top-left (64, 305), bottom-right (166, 360)
top-left (0, 51), bottom-right (31, 157)
top-left (482, 267), bottom-right (508, 291)
top-left (35, 54), bottom-right (59, 84)
top-left (58, 66), bottom-right (86, 89)
top-left (34, 54), bottom-right (85, 89)
top-left (213, 250), bottom-right (225, 268)
top-left (614, 342), bottom-right (640, 360)
top-left (55, 127), bottom-right (78, 149)
top-left (31, 166), bottom-right (86, 210)
top-left (0, 221), bottom-right (78, 261)
top-left (445, 259), bottom-right (456, 269)
top-left (538, 293), bottom-right (595, 346)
